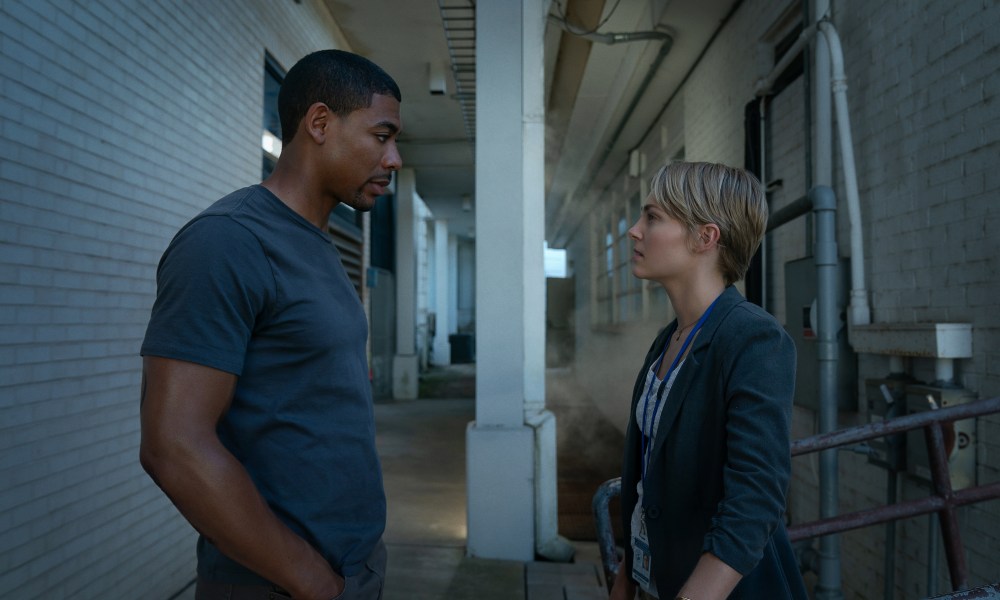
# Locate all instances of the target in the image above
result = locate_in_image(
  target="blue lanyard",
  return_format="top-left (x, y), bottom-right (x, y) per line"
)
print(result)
top-left (639, 295), bottom-right (721, 481)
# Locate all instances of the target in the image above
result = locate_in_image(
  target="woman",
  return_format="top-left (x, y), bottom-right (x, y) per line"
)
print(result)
top-left (611, 162), bottom-right (808, 600)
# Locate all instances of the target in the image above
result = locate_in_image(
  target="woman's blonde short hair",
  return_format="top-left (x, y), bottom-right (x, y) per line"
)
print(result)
top-left (649, 161), bottom-right (767, 286)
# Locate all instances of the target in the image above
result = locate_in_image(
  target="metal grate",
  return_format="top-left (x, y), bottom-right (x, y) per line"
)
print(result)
top-left (328, 220), bottom-right (364, 297)
top-left (437, 0), bottom-right (476, 146)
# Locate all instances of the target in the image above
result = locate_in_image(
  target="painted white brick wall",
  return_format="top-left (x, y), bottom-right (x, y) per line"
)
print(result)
top-left (1, 1), bottom-right (348, 597)
top-left (571, 0), bottom-right (999, 597)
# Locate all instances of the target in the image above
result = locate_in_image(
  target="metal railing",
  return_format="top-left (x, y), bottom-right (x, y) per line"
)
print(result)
top-left (592, 395), bottom-right (1000, 595)
top-left (926, 583), bottom-right (1000, 599)
top-left (592, 477), bottom-right (621, 591)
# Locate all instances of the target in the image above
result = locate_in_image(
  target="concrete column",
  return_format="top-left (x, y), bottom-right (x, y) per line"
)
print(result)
top-left (393, 168), bottom-right (419, 399)
top-left (520, 0), bottom-right (546, 419)
top-left (467, 0), bottom-right (566, 562)
top-left (431, 219), bottom-right (451, 365)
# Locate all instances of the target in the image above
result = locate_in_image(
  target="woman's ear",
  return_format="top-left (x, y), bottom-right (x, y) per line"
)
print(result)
top-left (696, 223), bottom-right (722, 251)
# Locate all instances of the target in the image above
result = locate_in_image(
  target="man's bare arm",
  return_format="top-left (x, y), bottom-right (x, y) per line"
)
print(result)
top-left (139, 356), bottom-right (343, 600)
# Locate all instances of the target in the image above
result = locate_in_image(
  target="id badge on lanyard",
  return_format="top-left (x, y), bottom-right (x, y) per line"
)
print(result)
top-left (631, 504), bottom-right (655, 589)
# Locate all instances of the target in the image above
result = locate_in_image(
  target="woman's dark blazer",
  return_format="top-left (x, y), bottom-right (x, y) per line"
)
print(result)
top-left (620, 285), bottom-right (808, 599)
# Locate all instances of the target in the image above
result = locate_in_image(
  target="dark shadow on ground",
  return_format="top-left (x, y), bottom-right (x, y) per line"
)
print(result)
top-left (419, 363), bottom-right (476, 398)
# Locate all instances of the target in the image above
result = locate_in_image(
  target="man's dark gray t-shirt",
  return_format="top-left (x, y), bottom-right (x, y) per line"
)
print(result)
top-left (141, 185), bottom-right (384, 583)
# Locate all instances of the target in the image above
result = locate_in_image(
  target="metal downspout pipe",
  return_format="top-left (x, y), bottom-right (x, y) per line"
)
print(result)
top-left (817, 20), bottom-right (870, 328)
top-left (813, 1), bottom-right (833, 191)
top-left (812, 185), bottom-right (843, 600)
top-left (811, 5), bottom-right (843, 597)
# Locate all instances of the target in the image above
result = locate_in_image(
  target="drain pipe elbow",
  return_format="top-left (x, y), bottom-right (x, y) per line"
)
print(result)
top-left (755, 23), bottom-right (818, 97)
top-left (818, 20), bottom-right (870, 328)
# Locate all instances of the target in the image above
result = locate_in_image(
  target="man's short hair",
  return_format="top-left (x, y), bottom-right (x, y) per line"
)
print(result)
top-left (279, 49), bottom-right (402, 143)
top-left (649, 161), bottom-right (767, 286)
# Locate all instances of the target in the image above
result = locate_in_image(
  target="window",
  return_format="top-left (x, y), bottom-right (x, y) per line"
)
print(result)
top-left (544, 241), bottom-right (567, 278)
top-left (593, 193), bottom-right (643, 326)
top-left (616, 200), bottom-right (642, 321)
top-left (262, 53), bottom-right (284, 179)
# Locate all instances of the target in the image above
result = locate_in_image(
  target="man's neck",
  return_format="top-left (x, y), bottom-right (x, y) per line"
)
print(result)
top-left (262, 162), bottom-right (336, 230)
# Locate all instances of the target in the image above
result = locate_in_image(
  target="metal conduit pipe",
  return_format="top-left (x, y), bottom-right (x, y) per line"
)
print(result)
top-left (812, 185), bottom-right (843, 600)
top-left (817, 21), bottom-right (870, 327)
top-left (767, 195), bottom-right (814, 231)
top-left (547, 15), bottom-right (673, 45)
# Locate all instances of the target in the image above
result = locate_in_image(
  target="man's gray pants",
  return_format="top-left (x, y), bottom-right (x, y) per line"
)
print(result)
top-left (195, 540), bottom-right (387, 600)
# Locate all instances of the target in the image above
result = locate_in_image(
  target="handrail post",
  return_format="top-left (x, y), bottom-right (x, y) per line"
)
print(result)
top-left (925, 419), bottom-right (969, 590)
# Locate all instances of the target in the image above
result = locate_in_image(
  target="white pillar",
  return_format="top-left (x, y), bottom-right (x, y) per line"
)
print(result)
top-left (415, 204), bottom-right (432, 371)
top-left (393, 168), bottom-right (419, 399)
top-left (521, 0), bottom-right (571, 562)
top-left (431, 219), bottom-right (451, 365)
top-left (467, 0), bottom-right (565, 562)
top-left (448, 234), bottom-right (459, 337)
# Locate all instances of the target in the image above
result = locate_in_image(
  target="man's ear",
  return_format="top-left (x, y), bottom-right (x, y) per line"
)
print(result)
top-left (303, 102), bottom-right (330, 144)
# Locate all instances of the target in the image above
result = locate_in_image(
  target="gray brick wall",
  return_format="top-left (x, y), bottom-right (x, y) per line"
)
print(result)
top-left (764, 77), bottom-right (809, 326)
top-left (0, 1), bottom-right (347, 597)
top-left (827, 1), bottom-right (1000, 594)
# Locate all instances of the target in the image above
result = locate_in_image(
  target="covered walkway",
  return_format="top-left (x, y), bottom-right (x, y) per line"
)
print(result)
top-left (377, 364), bottom-right (624, 599)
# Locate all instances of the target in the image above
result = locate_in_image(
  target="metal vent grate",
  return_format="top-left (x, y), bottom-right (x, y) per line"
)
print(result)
top-left (437, 0), bottom-right (475, 146)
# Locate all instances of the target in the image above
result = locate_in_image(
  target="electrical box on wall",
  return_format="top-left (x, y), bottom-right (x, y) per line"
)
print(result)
top-left (784, 257), bottom-right (857, 411)
top-left (865, 377), bottom-right (912, 470)
top-left (904, 384), bottom-right (977, 490)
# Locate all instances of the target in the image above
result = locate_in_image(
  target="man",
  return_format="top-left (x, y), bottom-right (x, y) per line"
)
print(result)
top-left (139, 50), bottom-right (402, 600)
